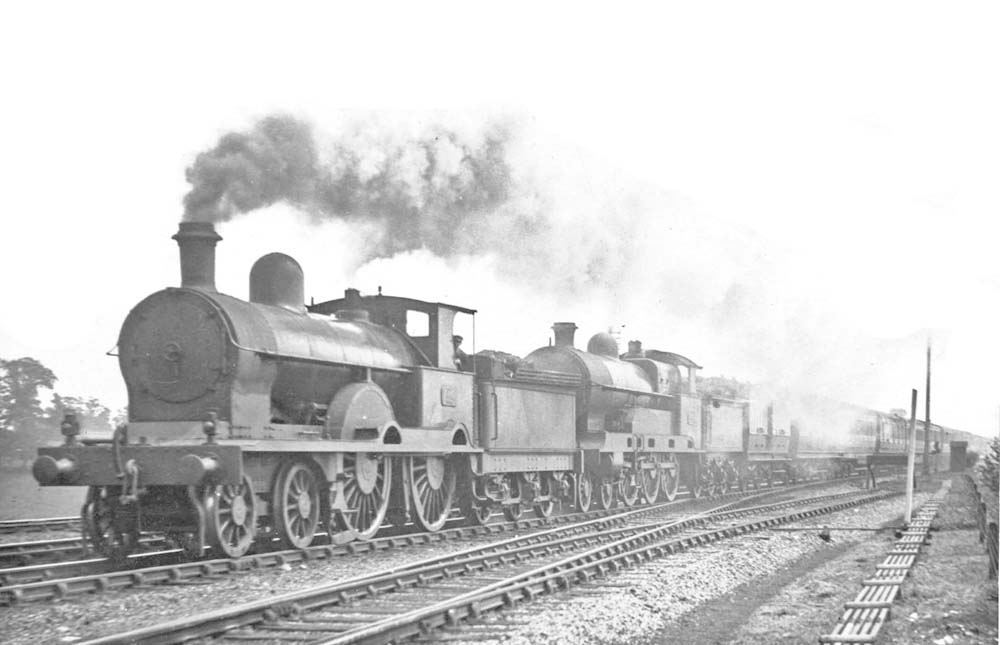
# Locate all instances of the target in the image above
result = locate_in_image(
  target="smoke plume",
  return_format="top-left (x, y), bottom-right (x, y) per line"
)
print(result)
top-left (183, 114), bottom-right (525, 258)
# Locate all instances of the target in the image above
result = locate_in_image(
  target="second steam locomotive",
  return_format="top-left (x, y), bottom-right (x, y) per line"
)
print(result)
top-left (34, 222), bottom-right (915, 558)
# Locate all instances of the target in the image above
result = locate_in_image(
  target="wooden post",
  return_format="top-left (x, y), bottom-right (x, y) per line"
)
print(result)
top-left (924, 339), bottom-right (932, 474)
top-left (905, 388), bottom-right (918, 525)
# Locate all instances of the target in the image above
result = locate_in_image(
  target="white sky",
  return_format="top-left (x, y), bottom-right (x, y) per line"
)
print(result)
top-left (1, 2), bottom-right (997, 436)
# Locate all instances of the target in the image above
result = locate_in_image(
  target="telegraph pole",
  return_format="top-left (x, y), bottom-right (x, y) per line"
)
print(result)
top-left (905, 388), bottom-right (918, 524)
top-left (924, 339), bottom-right (932, 474)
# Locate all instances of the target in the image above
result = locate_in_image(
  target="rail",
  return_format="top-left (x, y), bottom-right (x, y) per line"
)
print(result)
top-left (0, 478), bottom-right (829, 605)
top-left (965, 473), bottom-right (998, 579)
top-left (0, 517), bottom-right (78, 535)
top-left (75, 489), bottom-right (894, 644)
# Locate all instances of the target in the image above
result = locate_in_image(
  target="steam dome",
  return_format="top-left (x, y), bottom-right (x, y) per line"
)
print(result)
top-left (586, 332), bottom-right (619, 357)
top-left (249, 253), bottom-right (305, 313)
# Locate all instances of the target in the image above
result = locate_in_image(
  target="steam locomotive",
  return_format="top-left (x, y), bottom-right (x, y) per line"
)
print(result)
top-left (32, 222), bottom-right (917, 558)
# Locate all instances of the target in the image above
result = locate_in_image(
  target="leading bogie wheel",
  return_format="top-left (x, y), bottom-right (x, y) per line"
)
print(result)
top-left (273, 461), bottom-right (321, 549)
top-left (406, 455), bottom-right (456, 532)
top-left (334, 453), bottom-right (392, 540)
top-left (205, 473), bottom-right (258, 558)
top-left (82, 485), bottom-right (138, 560)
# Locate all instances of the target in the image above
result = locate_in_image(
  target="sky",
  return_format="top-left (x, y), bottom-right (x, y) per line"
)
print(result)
top-left (1, 1), bottom-right (997, 437)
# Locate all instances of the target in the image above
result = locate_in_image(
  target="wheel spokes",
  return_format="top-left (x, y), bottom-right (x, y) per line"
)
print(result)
top-left (335, 454), bottom-right (391, 540)
top-left (206, 474), bottom-right (257, 558)
top-left (273, 463), bottom-right (320, 549)
top-left (407, 457), bottom-right (454, 532)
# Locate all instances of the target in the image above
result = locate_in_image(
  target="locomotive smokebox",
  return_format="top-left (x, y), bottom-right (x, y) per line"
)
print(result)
top-left (552, 322), bottom-right (577, 348)
top-left (250, 253), bottom-right (306, 312)
top-left (172, 222), bottom-right (222, 291)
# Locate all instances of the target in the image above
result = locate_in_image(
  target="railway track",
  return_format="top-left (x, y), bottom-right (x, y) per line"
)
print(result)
top-left (75, 485), bottom-right (896, 644)
top-left (0, 516), bottom-right (78, 535)
top-left (0, 470), bottom-right (876, 606)
top-left (0, 534), bottom-right (169, 570)
top-left (0, 474), bottom-right (883, 605)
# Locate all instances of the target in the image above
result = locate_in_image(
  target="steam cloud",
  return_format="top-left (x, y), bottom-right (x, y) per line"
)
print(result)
top-left (181, 113), bottom-right (923, 426)
top-left (183, 114), bottom-right (529, 258)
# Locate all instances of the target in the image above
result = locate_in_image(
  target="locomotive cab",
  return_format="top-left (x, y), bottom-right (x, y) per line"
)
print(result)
top-left (309, 290), bottom-right (476, 372)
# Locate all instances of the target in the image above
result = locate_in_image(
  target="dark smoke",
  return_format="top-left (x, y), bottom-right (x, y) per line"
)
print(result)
top-left (183, 114), bottom-right (522, 257)
top-left (183, 116), bottom-right (319, 223)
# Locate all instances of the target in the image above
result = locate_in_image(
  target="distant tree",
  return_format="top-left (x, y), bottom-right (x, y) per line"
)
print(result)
top-left (0, 357), bottom-right (57, 433)
top-left (111, 407), bottom-right (128, 429)
top-left (698, 375), bottom-right (751, 399)
top-left (0, 357), bottom-right (57, 466)
top-left (979, 436), bottom-right (1000, 493)
top-left (45, 394), bottom-right (113, 438)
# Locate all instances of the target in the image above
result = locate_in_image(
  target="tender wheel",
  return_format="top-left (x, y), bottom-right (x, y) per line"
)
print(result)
top-left (688, 464), bottom-right (705, 499)
top-left (502, 502), bottom-right (523, 521)
top-left (205, 473), bottom-right (258, 558)
top-left (619, 470), bottom-right (640, 506)
top-left (334, 453), bottom-right (392, 540)
top-left (460, 474), bottom-right (493, 526)
top-left (469, 503), bottom-right (493, 525)
top-left (661, 456), bottom-right (680, 502)
top-left (273, 461), bottom-right (321, 549)
top-left (710, 462), bottom-right (727, 497)
top-left (725, 460), bottom-right (740, 493)
top-left (526, 473), bottom-right (556, 519)
top-left (405, 456), bottom-right (456, 532)
top-left (576, 473), bottom-right (594, 512)
top-left (82, 486), bottom-right (138, 560)
top-left (640, 465), bottom-right (660, 504)
top-left (596, 475), bottom-right (616, 510)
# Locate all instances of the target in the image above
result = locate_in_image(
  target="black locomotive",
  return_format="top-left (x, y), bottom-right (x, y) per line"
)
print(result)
top-left (33, 222), bottom-right (923, 558)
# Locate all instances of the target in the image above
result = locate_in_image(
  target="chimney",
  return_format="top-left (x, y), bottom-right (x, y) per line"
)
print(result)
top-left (552, 322), bottom-right (577, 348)
top-left (172, 222), bottom-right (222, 291)
top-left (335, 288), bottom-right (370, 322)
top-left (343, 288), bottom-right (362, 308)
top-left (627, 340), bottom-right (643, 356)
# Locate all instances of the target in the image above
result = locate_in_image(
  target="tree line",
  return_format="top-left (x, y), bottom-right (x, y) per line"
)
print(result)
top-left (0, 357), bottom-right (122, 467)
